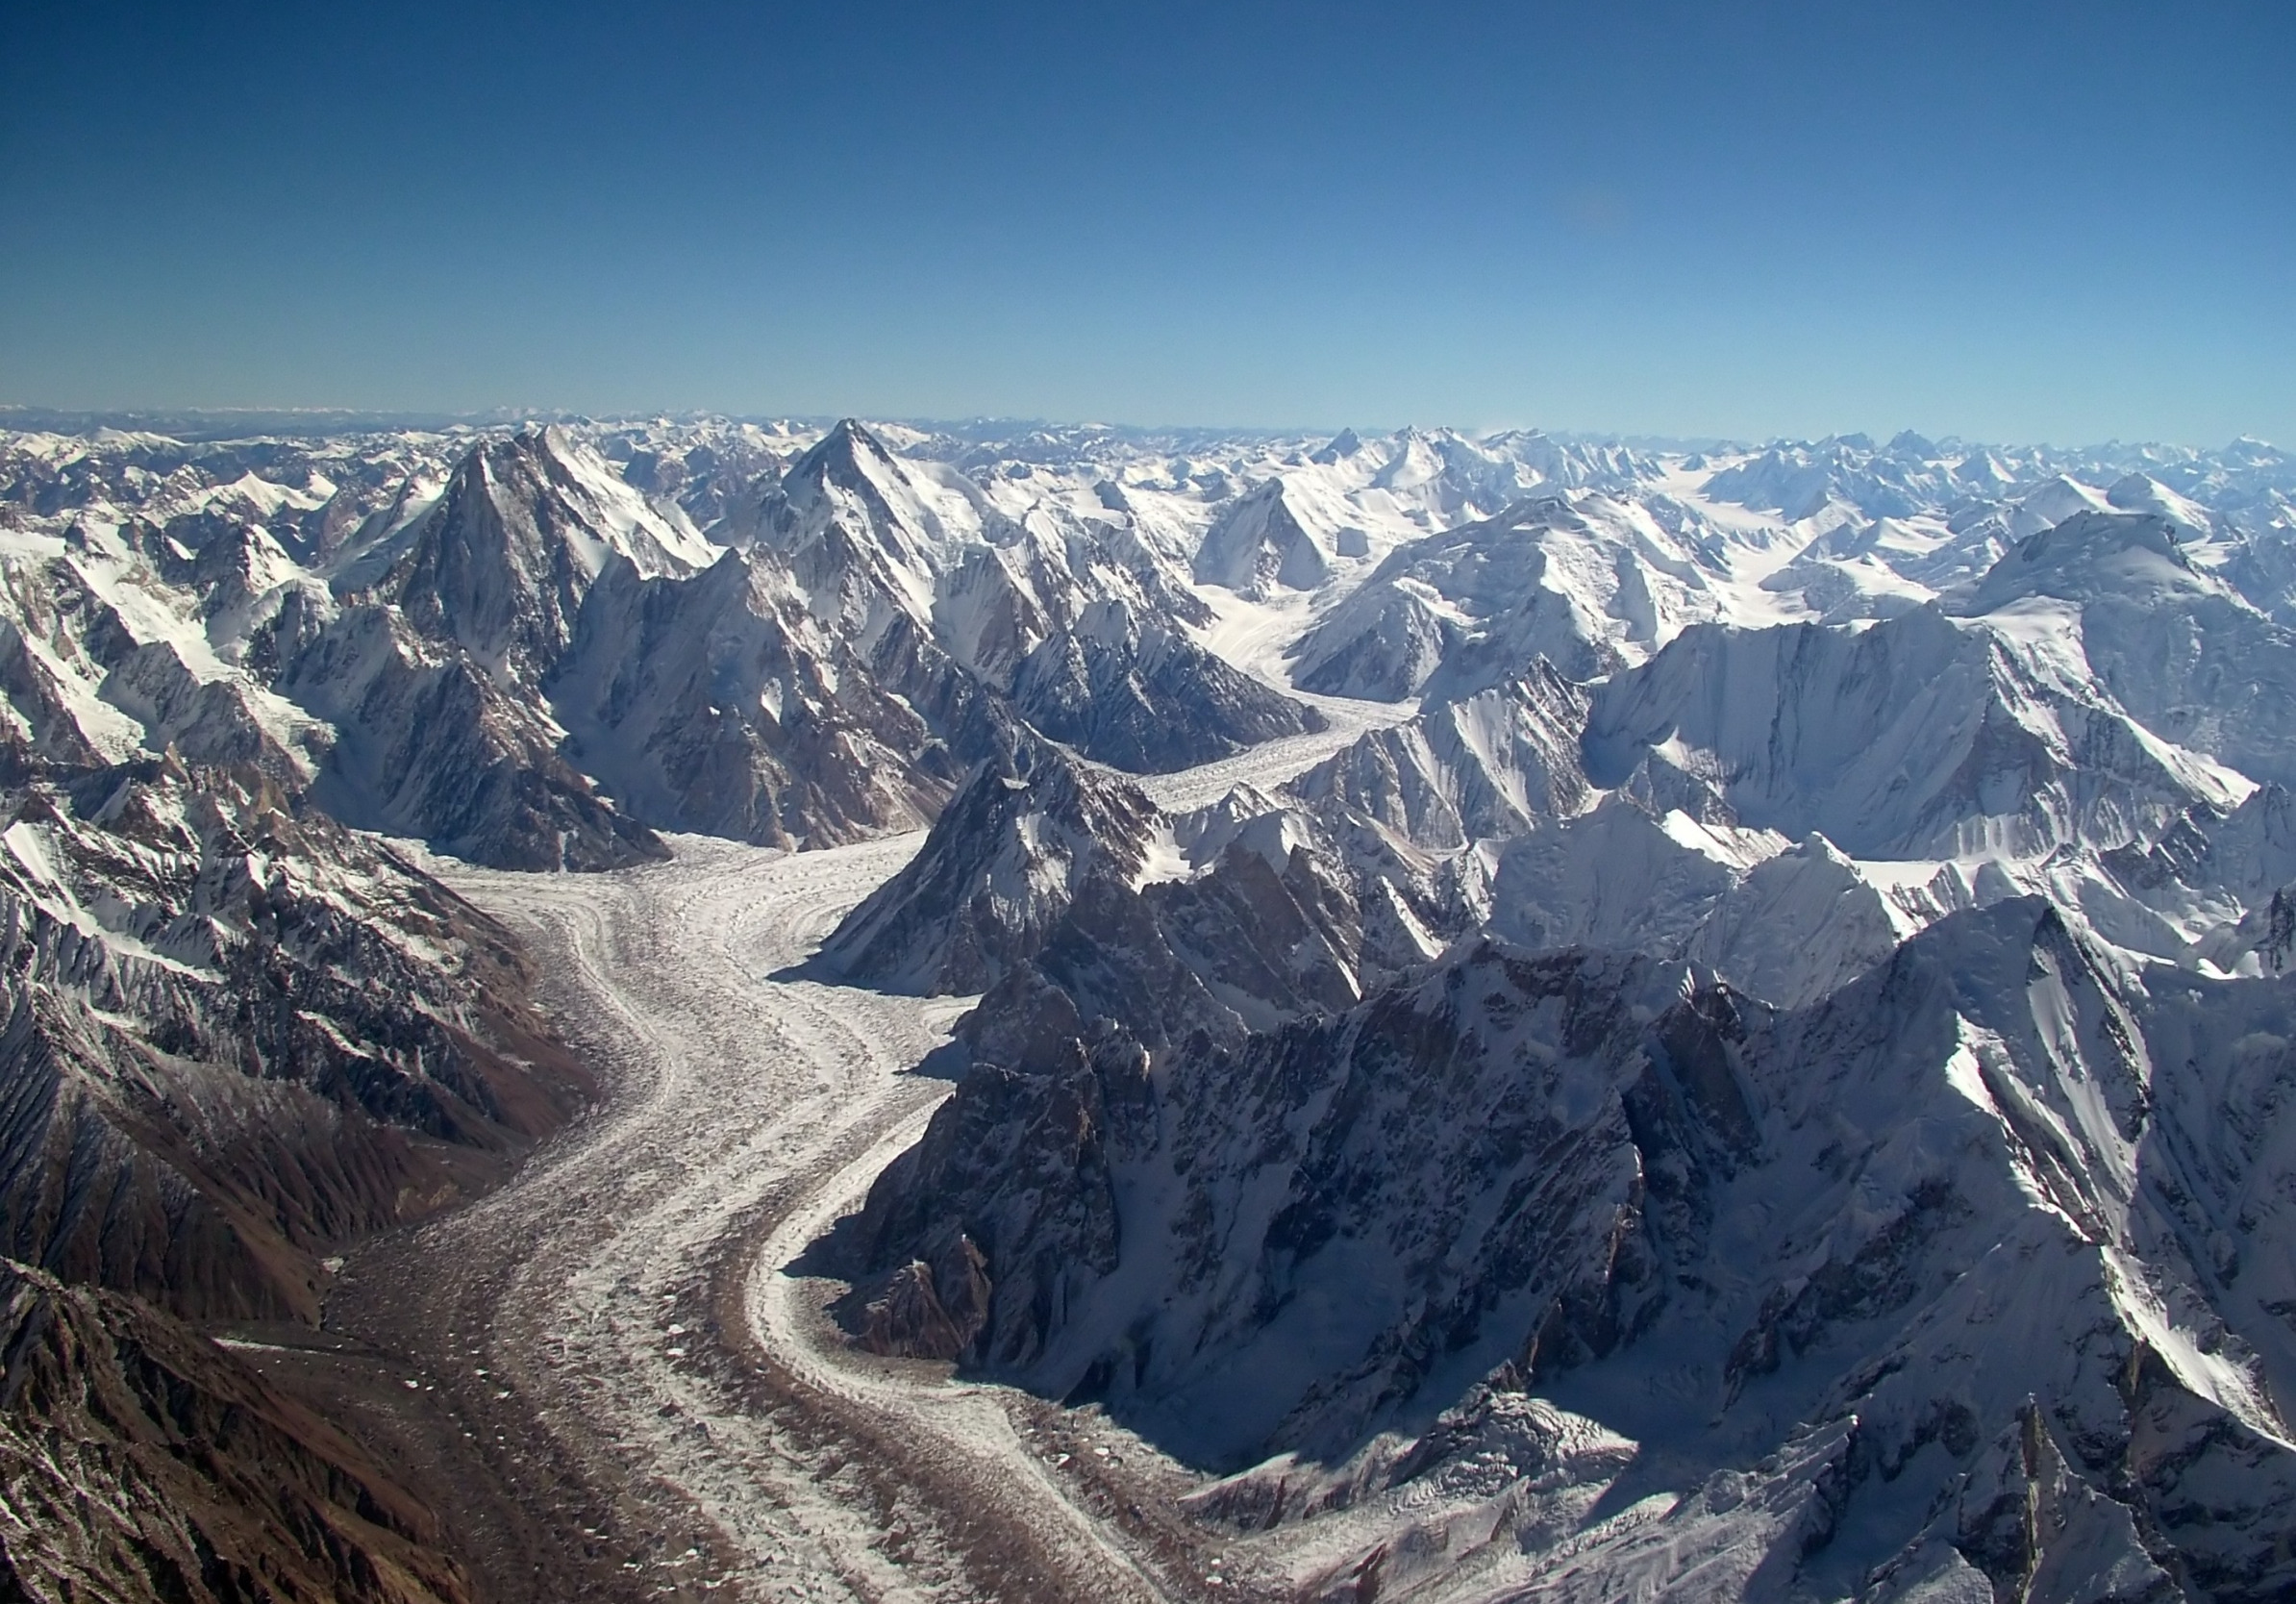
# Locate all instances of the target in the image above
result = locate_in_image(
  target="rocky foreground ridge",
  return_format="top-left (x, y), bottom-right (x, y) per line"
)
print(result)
top-left (0, 1257), bottom-right (471, 1603)
top-left (9, 414), bottom-right (2296, 1600)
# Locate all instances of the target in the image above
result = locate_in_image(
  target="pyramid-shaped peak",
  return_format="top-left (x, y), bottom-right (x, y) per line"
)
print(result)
top-left (819, 743), bottom-right (1161, 994)
top-left (812, 417), bottom-right (896, 466)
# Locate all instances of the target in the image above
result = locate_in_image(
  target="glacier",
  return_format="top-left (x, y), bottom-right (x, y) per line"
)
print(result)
top-left (4, 412), bottom-right (2296, 1602)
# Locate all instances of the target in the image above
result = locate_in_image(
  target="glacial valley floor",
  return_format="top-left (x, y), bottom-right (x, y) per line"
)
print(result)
top-left (230, 698), bottom-right (1410, 1602)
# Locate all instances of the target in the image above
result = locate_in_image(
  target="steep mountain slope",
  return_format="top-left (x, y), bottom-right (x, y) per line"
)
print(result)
top-left (14, 414), bottom-right (2296, 1604)
top-left (365, 424), bottom-right (712, 682)
top-left (1288, 664), bottom-right (1592, 849)
top-left (1009, 599), bottom-right (1325, 773)
top-left (0, 1258), bottom-right (470, 1603)
top-left (1290, 495), bottom-right (1723, 702)
top-left (1954, 510), bottom-right (2296, 789)
top-left (549, 547), bottom-right (986, 847)
top-left (820, 747), bottom-right (1165, 995)
top-left (933, 514), bottom-right (1211, 690)
top-left (1193, 477), bottom-right (1349, 597)
top-left (759, 418), bottom-right (989, 646)
top-left (761, 420), bottom-right (1321, 772)
top-left (946, 801), bottom-right (1464, 1081)
top-left (0, 757), bottom-right (586, 1322)
top-left (287, 427), bottom-right (692, 868)
top-left (282, 601), bottom-right (667, 870)
top-left (1583, 604), bottom-right (2236, 860)
top-left (849, 903), bottom-right (2296, 1600)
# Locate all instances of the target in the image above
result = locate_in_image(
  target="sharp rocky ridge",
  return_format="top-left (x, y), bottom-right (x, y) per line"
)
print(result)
top-left (7, 413), bottom-right (2296, 1601)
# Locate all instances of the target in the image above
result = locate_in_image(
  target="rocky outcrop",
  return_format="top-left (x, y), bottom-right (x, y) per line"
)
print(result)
top-left (550, 548), bottom-right (969, 848)
top-left (1009, 599), bottom-right (1324, 773)
top-left (284, 603), bottom-right (664, 870)
top-left (846, 939), bottom-right (1712, 1459)
top-left (0, 760), bottom-right (589, 1322)
top-left (820, 748), bottom-right (1163, 994)
top-left (846, 901), bottom-right (2296, 1594)
top-left (0, 1258), bottom-right (470, 1603)
top-left (852, 1233), bottom-right (993, 1361)
top-left (372, 424), bottom-right (711, 682)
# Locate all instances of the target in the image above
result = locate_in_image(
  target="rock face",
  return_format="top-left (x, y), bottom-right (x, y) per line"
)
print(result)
top-left (549, 547), bottom-right (980, 848)
top-left (820, 747), bottom-right (1165, 995)
top-left (305, 424), bottom-right (711, 867)
top-left (1008, 599), bottom-right (1323, 773)
top-left (283, 600), bottom-right (667, 871)
top-left (1192, 477), bottom-right (1337, 597)
top-left (947, 812), bottom-right (1444, 1074)
top-left (0, 759), bottom-right (587, 1323)
top-left (370, 423), bottom-right (715, 682)
top-left (850, 904), bottom-right (2296, 1597)
top-left (854, 938), bottom-right (1714, 1459)
top-left (760, 419), bottom-right (978, 645)
top-left (0, 1257), bottom-right (470, 1604)
top-left (3, 415), bottom-right (1331, 876)
top-left (16, 414), bottom-right (2296, 1602)
top-left (808, 433), bottom-right (2296, 1600)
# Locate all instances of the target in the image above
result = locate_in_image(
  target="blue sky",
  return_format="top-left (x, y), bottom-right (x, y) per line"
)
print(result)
top-left (2, 1), bottom-right (2289, 443)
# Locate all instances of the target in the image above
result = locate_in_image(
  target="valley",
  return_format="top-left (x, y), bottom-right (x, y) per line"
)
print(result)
top-left (6, 414), bottom-right (2296, 1601)
top-left (319, 825), bottom-right (1284, 1602)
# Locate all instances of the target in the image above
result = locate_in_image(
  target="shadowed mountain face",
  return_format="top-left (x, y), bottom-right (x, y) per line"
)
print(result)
top-left (847, 905), bottom-right (2296, 1598)
top-left (786, 435), bottom-right (2296, 1600)
top-left (0, 414), bottom-right (1358, 1597)
top-left (11, 416), bottom-right (2296, 1602)
top-left (1011, 599), bottom-right (1326, 774)
top-left (0, 417), bottom-right (1351, 1310)
top-left (12, 418), bottom-right (1319, 872)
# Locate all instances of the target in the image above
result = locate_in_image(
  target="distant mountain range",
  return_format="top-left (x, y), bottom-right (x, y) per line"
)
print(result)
top-left (5, 412), bottom-right (2295, 1601)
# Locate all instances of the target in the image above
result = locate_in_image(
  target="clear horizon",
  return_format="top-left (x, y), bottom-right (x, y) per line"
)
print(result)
top-left (4, 1), bottom-right (2289, 445)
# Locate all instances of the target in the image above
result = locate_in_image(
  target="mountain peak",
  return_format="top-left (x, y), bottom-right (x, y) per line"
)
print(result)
top-left (820, 746), bottom-right (1163, 994)
top-left (1962, 508), bottom-right (2219, 614)
top-left (817, 415), bottom-right (893, 463)
top-left (377, 427), bottom-right (711, 679)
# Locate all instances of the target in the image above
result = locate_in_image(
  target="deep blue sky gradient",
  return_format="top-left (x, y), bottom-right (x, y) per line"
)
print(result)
top-left (3, 1), bottom-right (2289, 442)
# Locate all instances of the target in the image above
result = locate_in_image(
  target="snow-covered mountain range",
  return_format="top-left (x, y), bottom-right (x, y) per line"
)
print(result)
top-left (8, 411), bottom-right (2296, 1601)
